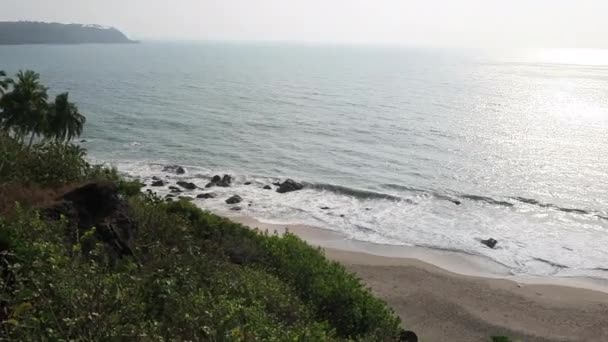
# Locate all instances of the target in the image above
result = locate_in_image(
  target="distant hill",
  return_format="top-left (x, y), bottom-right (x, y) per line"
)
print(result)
top-left (0, 21), bottom-right (137, 45)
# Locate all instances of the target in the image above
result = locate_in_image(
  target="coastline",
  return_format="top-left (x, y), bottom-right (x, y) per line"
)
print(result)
top-left (226, 214), bottom-right (608, 341)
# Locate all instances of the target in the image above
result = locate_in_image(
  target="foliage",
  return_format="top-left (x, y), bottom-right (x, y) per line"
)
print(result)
top-left (0, 126), bottom-right (403, 340)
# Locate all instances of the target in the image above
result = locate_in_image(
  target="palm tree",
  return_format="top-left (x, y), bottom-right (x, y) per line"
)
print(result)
top-left (0, 70), bottom-right (48, 145)
top-left (0, 70), bottom-right (12, 97)
top-left (46, 92), bottom-right (86, 142)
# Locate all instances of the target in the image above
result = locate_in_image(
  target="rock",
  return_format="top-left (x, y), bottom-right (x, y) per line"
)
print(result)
top-left (263, 185), bottom-right (272, 190)
top-left (178, 196), bottom-right (194, 201)
top-left (230, 206), bottom-right (242, 211)
top-left (320, 206), bottom-right (330, 210)
top-left (276, 179), bottom-right (304, 194)
top-left (41, 182), bottom-right (137, 261)
top-left (165, 194), bottom-right (175, 198)
top-left (80, 139), bottom-right (87, 143)
top-left (177, 181), bottom-right (197, 190)
top-left (225, 195), bottom-right (242, 204)
top-left (481, 238), bottom-right (498, 249)
top-left (196, 193), bottom-right (217, 199)
top-left (272, 182), bottom-right (281, 186)
top-left (152, 176), bottom-right (160, 181)
top-left (399, 330), bottom-right (418, 342)
top-left (244, 182), bottom-right (252, 185)
top-left (151, 180), bottom-right (165, 187)
top-left (168, 186), bottom-right (182, 193)
top-left (340, 214), bottom-right (345, 218)
top-left (163, 164), bottom-right (186, 175)
top-left (206, 174), bottom-right (232, 188)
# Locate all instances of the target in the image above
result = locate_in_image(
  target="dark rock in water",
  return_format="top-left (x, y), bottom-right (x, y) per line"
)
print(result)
top-left (230, 206), bottom-right (242, 211)
top-left (151, 180), bottom-right (165, 187)
top-left (320, 206), bottom-right (330, 210)
top-left (165, 194), bottom-right (175, 198)
top-left (41, 182), bottom-right (137, 261)
top-left (206, 174), bottom-right (232, 188)
top-left (272, 182), bottom-right (281, 186)
top-left (399, 330), bottom-right (418, 342)
top-left (225, 195), bottom-right (242, 204)
top-left (481, 238), bottom-right (498, 249)
top-left (152, 176), bottom-right (160, 181)
top-left (340, 214), bottom-right (345, 218)
top-left (169, 186), bottom-right (182, 193)
top-left (244, 182), bottom-right (252, 185)
top-left (80, 139), bottom-right (87, 143)
top-left (263, 185), bottom-right (272, 190)
top-left (197, 192), bottom-right (216, 199)
top-left (365, 208), bottom-right (372, 211)
top-left (178, 196), bottom-right (194, 201)
top-left (276, 179), bottom-right (304, 194)
top-left (177, 181), bottom-right (197, 190)
top-left (163, 165), bottom-right (186, 175)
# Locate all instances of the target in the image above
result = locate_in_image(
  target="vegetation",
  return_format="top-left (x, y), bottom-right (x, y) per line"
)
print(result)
top-left (0, 22), bottom-right (135, 45)
top-left (0, 70), bottom-right (402, 340)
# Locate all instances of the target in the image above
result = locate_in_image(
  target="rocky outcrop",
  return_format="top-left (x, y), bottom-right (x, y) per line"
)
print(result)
top-left (41, 182), bottom-right (137, 261)
top-left (206, 175), bottom-right (232, 188)
top-left (151, 180), bottom-right (165, 187)
top-left (177, 181), bottom-right (197, 190)
top-left (276, 179), bottom-right (304, 194)
top-left (225, 195), bottom-right (242, 204)
top-left (163, 165), bottom-right (186, 175)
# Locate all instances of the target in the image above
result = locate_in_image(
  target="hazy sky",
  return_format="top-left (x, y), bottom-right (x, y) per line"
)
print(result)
top-left (2, 0), bottom-right (608, 48)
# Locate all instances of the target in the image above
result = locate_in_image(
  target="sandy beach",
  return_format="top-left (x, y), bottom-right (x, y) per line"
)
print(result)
top-left (230, 216), bottom-right (608, 342)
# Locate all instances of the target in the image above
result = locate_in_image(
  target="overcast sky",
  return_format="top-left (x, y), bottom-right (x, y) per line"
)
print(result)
top-left (2, 0), bottom-right (608, 48)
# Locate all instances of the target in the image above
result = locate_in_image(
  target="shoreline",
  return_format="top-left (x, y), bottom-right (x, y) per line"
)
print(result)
top-left (226, 214), bottom-right (608, 341)
top-left (228, 214), bottom-right (608, 294)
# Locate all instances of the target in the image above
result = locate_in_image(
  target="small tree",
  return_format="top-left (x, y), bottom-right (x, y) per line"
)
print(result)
top-left (0, 70), bottom-right (12, 97)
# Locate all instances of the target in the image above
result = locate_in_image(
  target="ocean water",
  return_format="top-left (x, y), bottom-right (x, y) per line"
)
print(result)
top-left (2, 42), bottom-right (608, 279)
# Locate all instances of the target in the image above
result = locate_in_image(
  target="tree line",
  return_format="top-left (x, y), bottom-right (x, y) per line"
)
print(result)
top-left (0, 70), bottom-right (85, 147)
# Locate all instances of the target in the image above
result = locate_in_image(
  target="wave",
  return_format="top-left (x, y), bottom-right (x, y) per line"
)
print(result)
top-left (307, 183), bottom-right (412, 203)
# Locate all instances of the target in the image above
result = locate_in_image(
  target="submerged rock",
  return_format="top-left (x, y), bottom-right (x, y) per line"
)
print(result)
top-left (206, 174), bottom-right (232, 188)
top-left (151, 180), bottom-right (165, 187)
top-left (244, 182), bottom-right (252, 185)
top-left (196, 192), bottom-right (217, 199)
top-left (225, 195), bottom-right (242, 204)
top-left (320, 206), bottom-right (330, 210)
top-left (230, 206), bottom-right (242, 211)
top-left (481, 238), bottom-right (498, 249)
top-left (163, 164), bottom-right (186, 175)
top-left (263, 185), bottom-right (272, 190)
top-left (276, 179), bottom-right (304, 194)
top-left (177, 181), bottom-right (197, 190)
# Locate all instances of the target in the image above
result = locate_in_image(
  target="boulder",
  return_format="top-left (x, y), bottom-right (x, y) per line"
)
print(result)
top-left (263, 185), bottom-right (272, 190)
top-left (399, 330), bottom-right (418, 342)
top-left (244, 182), bottom-right (252, 185)
top-left (481, 238), bottom-right (498, 249)
top-left (225, 195), bottom-right (242, 204)
top-left (206, 174), bottom-right (232, 188)
top-left (276, 179), bottom-right (304, 194)
top-left (41, 182), bottom-right (137, 261)
top-left (169, 186), bottom-right (182, 193)
top-left (177, 181), bottom-right (197, 190)
top-left (151, 180), bottom-right (165, 187)
top-left (163, 164), bottom-right (186, 175)
top-left (197, 192), bottom-right (217, 199)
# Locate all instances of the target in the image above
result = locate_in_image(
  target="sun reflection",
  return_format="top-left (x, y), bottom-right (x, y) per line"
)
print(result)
top-left (532, 48), bottom-right (608, 66)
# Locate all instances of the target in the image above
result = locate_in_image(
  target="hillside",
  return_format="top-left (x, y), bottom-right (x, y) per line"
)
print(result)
top-left (0, 21), bottom-right (136, 45)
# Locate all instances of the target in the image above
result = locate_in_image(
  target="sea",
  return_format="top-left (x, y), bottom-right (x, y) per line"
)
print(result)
top-left (2, 42), bottom-right (608, 279)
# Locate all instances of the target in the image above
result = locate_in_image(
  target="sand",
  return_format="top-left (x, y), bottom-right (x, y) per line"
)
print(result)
top-left (228, 215), bottom-right (608, 342)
